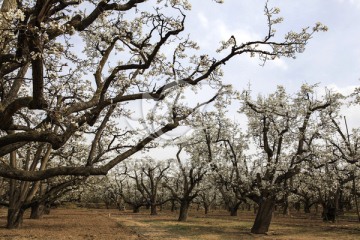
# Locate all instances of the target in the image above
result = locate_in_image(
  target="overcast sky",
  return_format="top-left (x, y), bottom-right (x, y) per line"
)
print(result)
top-left (185, 0), bottom-right (360, 95)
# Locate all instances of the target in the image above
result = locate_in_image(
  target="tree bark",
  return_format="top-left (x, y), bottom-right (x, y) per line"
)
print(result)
top-left (150, 204), bottom-right (157, 215)
top-left (6, 207), bottom-right (24, 229)
top-left (6, 150), bottom-right (25, 229)
top-left (178, 200), bottom-right (190, 221)
top-left (251, 196), bottom-right (276, 234)
top-left (30, 202), bottom-right (45, 219)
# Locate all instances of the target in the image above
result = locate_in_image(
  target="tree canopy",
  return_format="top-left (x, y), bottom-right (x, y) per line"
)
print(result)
top-left (0, 0), bottom-right (326, 181)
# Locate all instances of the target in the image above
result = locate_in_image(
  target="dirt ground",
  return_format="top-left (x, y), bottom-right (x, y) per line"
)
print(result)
top-left (1, 208), bottom-right (360, 240)
top-left (0, 208), bottom-right (143, 240)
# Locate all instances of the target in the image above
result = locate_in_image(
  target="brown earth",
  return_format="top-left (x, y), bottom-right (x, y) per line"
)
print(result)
top-left (1, 208), bottom-right (360, 240)
top-left (0, 208), bottom-right (143, 240)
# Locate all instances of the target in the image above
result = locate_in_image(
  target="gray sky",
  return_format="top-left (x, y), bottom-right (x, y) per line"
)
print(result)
top-left (185, 0), bottom-right (360, 125)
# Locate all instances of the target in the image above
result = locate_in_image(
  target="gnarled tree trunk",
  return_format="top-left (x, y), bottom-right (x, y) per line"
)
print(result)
top-left (251, 196), bottom-right (276, 234)
top-left (178, 200), bottom-right (190, 221)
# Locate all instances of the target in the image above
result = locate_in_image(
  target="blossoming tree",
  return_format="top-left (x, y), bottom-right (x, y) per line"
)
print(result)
top-left (0, 0), bottom-right (327, 230)
top-left (240, 84), bottom-right (336, 234)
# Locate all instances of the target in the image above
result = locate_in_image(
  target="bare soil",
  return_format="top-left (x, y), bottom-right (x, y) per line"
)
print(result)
top-left (0, 208), bottom-right (143, 240)
top-left (1, 208), bottom-right (360, 240)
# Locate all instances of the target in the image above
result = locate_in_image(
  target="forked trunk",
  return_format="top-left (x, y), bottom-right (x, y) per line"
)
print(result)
top-left (178, 201), bottom-right (190, 221)
top-left (251, 197), bottom-right (276, 234)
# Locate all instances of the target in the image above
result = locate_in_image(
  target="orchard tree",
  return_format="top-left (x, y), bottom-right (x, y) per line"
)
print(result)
top-left (211, 119), bottom-right (252, 217)
top-left (240, 84), bottom-right (336, 234)
top-left (291, 171), bottom-right (322, 214)
top-left (3, 136), bottom-right (89, 228)
top-left (125, 157), bottom-right (171, 215)
top-left (195, 177), bottom-right (218, 215)
top-left (195, 112), bottom-right (252, 217)
top-left (116, 174), bottom-right (148, 213)
top-left (0, 0), bottom-right (328, 183)
top-left (164, 145), bottom-right (208, 221)
top-left (320, 95), bottom-right (360, 220)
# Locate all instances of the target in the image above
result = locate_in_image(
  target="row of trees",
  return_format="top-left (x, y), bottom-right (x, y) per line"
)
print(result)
top-left (20, 84), bottom-right (359, 234)
top-left (91, 85), bottom-right (359, 234)
top-left (0, 0), bottom-right (339, 235)
top-left (1, 83), bottom-right (359, 233)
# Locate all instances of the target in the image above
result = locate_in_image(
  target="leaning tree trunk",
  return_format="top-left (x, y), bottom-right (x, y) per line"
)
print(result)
top-left (178, 200), bottom-right (190, 221)
top-left (251, 196), bottom-right (276, 234)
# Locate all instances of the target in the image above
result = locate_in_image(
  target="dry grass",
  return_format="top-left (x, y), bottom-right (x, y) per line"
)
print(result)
top-left (112, 209), bottom-right (360, 240)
